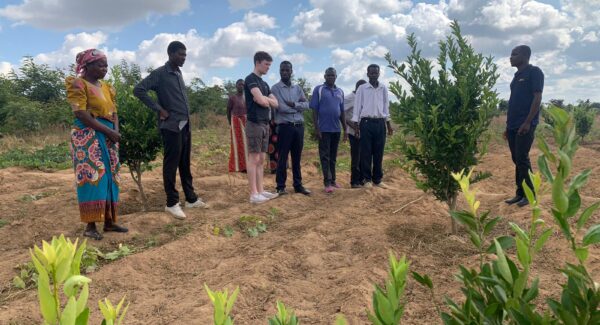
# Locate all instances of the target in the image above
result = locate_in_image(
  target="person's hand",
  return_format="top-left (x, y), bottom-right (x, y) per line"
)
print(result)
top-left (315, 129), bottom-right (322, 140)
top-left (343, 132), bottom-right (348, 142)
top-left (517, 122), bottom-right (530, 136)
top-left (159, 108), bottom-right (169, 121)
top-left (387, 126), bottom-right (394, 136)
top-left (503, 130), bottom-right (507, 141)
top-left (298, 97), bottom-right (307, 102)
top-left (284, 100), bottom-right (295, 108)
top-left (107, 130), bottom-right (121, 143)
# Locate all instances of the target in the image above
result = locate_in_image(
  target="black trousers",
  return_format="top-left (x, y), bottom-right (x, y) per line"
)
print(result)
top-left (507, 126), bottom-right (536, 197)
top-left (359, 118), bottom-right (386, 184)
top-left (276, 123), bottom-right (304, 190)
top-left (161, 124), bottom-right (198, 207)
top-left (349, 134), bottom-right (361, 186)
top-left (319, 132), bottom-right (341, 187)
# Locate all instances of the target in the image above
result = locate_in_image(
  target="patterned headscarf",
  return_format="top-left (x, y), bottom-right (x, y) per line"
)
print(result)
top-left (75, 49), bottom-right (106, 76)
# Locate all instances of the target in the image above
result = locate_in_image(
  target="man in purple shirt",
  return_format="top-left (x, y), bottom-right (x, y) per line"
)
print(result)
top-left (310, 67), bottom-right (347, 193)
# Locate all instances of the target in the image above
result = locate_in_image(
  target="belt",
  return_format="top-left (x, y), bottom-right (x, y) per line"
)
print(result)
top-left (361, 117), bottom-right (385, 121)
top-left (279, 122), bottom-right (304, 127)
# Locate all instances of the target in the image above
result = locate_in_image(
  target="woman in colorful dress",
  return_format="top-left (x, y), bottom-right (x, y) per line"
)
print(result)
top-left (66, 49), bottom-right (128, 240)
top-left (227, 79), bottom-right (248, 173)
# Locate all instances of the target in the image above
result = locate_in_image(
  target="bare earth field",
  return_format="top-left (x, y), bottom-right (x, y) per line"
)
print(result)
top-left (0, 118), bottom-right (598, 324)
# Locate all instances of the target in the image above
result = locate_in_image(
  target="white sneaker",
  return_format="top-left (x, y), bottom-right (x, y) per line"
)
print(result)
top-left (260, 191), bottom-right (279, 200)
top-left (185, 198), bottom-right (209, 209)
top-left (250, 193), bottom-right (269, 204)
top-left (165, 203), bottom-right (186, 220)
top-left (363, 181), bottom-right (373, 188)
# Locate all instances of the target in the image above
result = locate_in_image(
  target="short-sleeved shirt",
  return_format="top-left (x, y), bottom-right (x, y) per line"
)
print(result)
top-left (244, 72), bottom-right (271, 124)
top-left (343, 92), bottom-right (356, 136)
top-left (507, 65), bottom-right (544, 130)
top-left (65, 76), bottom-right (117, 119)
top-left (310, 84), bottom-right (344, 132)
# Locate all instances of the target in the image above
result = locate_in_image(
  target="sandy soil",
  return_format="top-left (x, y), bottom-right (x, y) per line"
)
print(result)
top-left (0, 119), bottom-right (598, 324)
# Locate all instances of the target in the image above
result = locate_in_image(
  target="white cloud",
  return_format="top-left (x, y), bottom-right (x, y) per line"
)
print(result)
top-left (279, 53), bottom-right (310, 65)
top-left (0, 61), bottom-right (12, 75)
top-left (243, 11), bottom-right (276, 30)
top-left (582, 31), bottom-right (599, 43)
top-left (0, 0), bottom-right (189, 30)
top-left (20, 16), bottom-right (284, 85)
top-left (228, 0), bottom-right (267, 11)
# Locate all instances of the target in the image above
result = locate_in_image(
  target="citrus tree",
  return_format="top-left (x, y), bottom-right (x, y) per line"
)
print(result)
top-left (385, 21), bottom-right (499, 233)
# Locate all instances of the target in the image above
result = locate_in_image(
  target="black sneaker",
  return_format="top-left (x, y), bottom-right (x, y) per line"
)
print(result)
top-left (516, 197), bottom-right (529, 207)
top-left (276, 188), bottom-right (288, 196)
top-left (351, 183), bottom-right (363, 188)
top-left (504, 196), bottom-right (523, 205)
top-left (294, 186), bottom-right (311, 196)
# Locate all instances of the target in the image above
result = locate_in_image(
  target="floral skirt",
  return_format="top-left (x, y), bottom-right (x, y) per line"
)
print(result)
top-left (70, 118), bottom-right (120, 223)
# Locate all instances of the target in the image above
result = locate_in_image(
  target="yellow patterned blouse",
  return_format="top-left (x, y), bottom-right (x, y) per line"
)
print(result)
top-left (65, 76), bottom-right (117, 119)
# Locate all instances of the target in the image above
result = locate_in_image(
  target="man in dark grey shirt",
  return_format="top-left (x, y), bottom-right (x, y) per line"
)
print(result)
top-left (134, 41), bottom-right (208, 219)
top-left (271, 61), bottom-right (311, 196)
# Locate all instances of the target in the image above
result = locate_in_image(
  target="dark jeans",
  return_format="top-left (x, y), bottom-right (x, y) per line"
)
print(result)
top-left (318, 132), bottom-right (341, 187)
top-left (349, 134), bottom-right (361, 185)
top-left (359, 118), bottom-right (386, 184)
top-left (507, 126), bottom-right (536, 197)
top-left (161, 124), bottom-right (198, 207)
top-left (276, 123), bottom-right (304, 190)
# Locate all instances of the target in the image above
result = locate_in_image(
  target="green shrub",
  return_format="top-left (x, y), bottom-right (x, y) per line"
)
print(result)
top-left (573, 102), bottom-right (595, 141)
top-left (268, 301), bottom-right (299, 325)
top-left (0, 142), bottom-right (71, 170)
top-left (385, 21), bottom-right (498, 233)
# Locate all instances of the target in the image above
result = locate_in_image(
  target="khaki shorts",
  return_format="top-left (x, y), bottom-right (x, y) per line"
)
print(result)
top-left (246, 120), bottom-right (269, 153)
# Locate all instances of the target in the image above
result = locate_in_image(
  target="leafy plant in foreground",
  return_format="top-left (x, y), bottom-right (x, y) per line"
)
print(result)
top-left (367, 252), bottom-right (409, 325)
top-left (204, 284), bottom-right (239, 325)
top-left (29, 235), bottom-right (129, 325)
top-left (269, 301), bottom-right (299, 325)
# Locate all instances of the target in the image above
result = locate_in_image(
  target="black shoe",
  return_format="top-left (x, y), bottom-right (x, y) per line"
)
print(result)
top-left (103, 224), bottom-right (129, 233)
top-left (276, 188), bottom-right (288, 196)
top-left (504, 196), bottom-right (523, 205)
top-left (294, 186), bottom-right (311, 195)
top-left (516, 197), bottom-right (529, 207)
top-left (351, 183), bottom-right (363, 189)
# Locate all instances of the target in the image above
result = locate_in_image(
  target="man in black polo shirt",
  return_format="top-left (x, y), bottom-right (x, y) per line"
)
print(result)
top-left (245, 51), bottom-right (280, 204)
top-left (134, 41), bottom-right (208, 219)
top-left (504, 45), bottom-right (544, 207)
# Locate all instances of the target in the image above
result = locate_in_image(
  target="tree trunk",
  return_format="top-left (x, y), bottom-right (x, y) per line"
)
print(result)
top-left (129, 163), bottom-right (148, 212)
top-left (448, 195), bottom-right (457, 234)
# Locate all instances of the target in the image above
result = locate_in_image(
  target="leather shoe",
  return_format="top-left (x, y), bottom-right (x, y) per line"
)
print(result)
top-left (276, 188), bottom-right (288, 196)
top-left (504, 196), bottom-right (523, 205)
top-left (516, 197), bottom-right (529, 207)
top-left (294, 186), bottom-right (311, 195)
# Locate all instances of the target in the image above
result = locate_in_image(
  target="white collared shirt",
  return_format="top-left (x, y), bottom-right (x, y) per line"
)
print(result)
top-left (351, 82), bottom-right (390, 122)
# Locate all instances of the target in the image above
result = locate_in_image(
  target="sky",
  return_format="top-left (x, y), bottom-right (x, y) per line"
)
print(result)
top-left (0, 0), bottom-right (598, 103)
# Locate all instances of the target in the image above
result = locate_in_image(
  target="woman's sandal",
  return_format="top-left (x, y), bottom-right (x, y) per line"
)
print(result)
top-left (83, 229), bottom-right (103, 240)
top-left (103, 224), bottom-right (129, 233)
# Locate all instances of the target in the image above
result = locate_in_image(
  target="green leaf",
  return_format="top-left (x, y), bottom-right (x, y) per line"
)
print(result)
top-left (483, 217), bottom-right (501, 236)
top-left (576, 201), bottom-right (600, 230)
top-left (450, 210), bottom-right (477, 229)
top-left (411, 271), bottom-right (433, 289)
top-left (75, 308), bottom-right (90, 325)
top-left (487, 236), bottom-right (515, 254)
top-left (534, 229), bottom-right (553, 253)
top-left (582, 224), bottom-right (600, 246)
top-left (12, 276), bottom-right (26, 289)
top-left (564, 190), bottom-right (581, 218)
top-left (61, 296), bottom-right (78, 325)
top-left (574, 247), bottom-right (589, 263)
top-left (63, 275), bottom-right (91, 297)
top-left (335, 314), bottom-right (349, 325)
top-left (516, 237), bottom-right (531, 266)
top-left (538, 155), bottom-right (554, 182)
top-left (552, 174), bottom-right (569, 213)
top-left (493, 239), bottom-right (513, 284)
top-left (568, 169), bottom-right (591, 193)
top-left (509, 222), bottom-right (529, 242)
top-left (523, 181), bottom-right (536, 206)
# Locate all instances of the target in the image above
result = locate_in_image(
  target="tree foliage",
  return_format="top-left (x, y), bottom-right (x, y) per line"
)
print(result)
top-left (187, 78), bottom-right (227, 127)
top-left (109, 60), bottom-right (161, 211)
top-left (385, 21), bottom-right (498, 232)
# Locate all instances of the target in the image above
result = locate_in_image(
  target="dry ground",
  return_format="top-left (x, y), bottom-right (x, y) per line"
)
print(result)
top-left (0, 117), bottom-right (598, 324)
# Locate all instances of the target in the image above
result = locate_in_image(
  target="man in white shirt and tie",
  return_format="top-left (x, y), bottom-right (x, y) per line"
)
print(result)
top-left (351, 64), bottom-right (394, 188)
